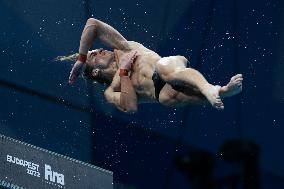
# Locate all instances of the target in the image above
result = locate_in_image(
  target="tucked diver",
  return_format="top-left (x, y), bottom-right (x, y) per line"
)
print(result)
top-left (64, 18), bottom-right (243, 113)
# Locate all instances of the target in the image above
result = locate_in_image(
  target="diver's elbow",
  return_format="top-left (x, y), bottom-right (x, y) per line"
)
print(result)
top-left (86, 18), bottom-right (99, 26)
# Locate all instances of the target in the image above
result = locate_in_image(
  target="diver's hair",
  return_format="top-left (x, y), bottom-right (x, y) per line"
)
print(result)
top-left (56, 53), bottom-right (111, 86)
top-left (55, 53), bottom-right (78, 62)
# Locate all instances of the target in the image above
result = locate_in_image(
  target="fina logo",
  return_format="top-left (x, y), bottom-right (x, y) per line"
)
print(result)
top-left (45, 164), bottom-right (65, 187)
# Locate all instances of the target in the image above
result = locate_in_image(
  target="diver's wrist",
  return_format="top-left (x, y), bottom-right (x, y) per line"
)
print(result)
top-left (77, 54), bottom-right (87, 63)
top-left (119, 69), bottom-right (129, 77)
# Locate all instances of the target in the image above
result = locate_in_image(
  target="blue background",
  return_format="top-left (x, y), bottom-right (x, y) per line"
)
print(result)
top-left (0, 0), bottom-right (283, 188)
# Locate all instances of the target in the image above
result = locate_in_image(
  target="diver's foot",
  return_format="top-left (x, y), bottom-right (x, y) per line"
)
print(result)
top-left (220, 74), bottom-right (243, 98)
top-left (204, 85), bottom-right (224, 110)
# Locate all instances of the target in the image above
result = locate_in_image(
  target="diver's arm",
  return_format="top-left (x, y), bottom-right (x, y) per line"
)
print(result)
top-left (104, 69), bottom-right (137, 113)
top-left (104, 80), bottom-right (138, 114)
top-left (120, 74), bottom-right (138, 113)
top-left (117, 50), bottom-right (138, 112)
top-left (79, 18), bottom-right (131, 55)
top-left (70, 18), bottom-right (131, 84)
top-left (104, 89), bottom-right (138, 113)
top-left (104, 87), bottom-right (127, 112)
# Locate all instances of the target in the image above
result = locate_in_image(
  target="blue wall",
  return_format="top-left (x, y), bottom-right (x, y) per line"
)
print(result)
top-left (0, 0), bottom-right (283, 188)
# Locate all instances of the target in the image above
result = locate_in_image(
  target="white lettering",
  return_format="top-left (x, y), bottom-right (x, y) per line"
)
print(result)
top-left (45, 164), bottom-right (65, 186)
top-left (45, 164), bottom-right (52, 181)
top-left (7, 155), bottom-right (12, 162)
top-left (33, 163), bottom-right (40, 171)
top-left (16, 158), bottom-right (23, 165)
top-left (6, 154), bottom-right (40, 179)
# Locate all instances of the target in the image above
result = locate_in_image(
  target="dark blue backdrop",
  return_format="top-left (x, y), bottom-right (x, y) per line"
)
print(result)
top-left (0, 0), bottom-right (283, 188)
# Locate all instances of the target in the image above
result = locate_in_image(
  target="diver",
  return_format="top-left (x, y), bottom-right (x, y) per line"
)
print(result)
top-left (63, 18), bottom-right (243, 113)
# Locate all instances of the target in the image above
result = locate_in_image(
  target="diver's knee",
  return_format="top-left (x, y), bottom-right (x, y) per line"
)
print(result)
top-left (176, 56), bottom-right (190, 67)
top-left (156, 58), bottom-right (176, 79)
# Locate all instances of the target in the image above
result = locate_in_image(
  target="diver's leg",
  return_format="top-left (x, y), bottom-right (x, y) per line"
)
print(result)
top-left (156, 56), bottom-right (224, 110)
top-left (180, 74), bottom-right (243, 98)
top-left (158, 74), bottom-right (243, 108)
top-left (158, 84), bottom-right (208, 107)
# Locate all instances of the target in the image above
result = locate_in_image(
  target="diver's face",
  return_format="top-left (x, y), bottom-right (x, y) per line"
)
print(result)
top-left (91, 68), bottom-right (101, 78)
top-left (87, 48), bottom-right (114, 69)
top-left (85, 49), bottom-right (116, 81)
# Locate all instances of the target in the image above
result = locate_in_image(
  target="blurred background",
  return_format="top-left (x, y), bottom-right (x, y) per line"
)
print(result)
top-left (0, 0), bottom-right (283, 188)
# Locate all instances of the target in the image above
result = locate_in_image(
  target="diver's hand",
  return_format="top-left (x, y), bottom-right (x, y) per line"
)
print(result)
top-left (120, 50), bottom-right (137, 71)
top-left (69, 60), bottom-right (84, 84)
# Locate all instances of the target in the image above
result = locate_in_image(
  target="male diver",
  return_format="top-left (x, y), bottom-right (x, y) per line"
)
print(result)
top-left (66, 18), bottom-right (243, 113)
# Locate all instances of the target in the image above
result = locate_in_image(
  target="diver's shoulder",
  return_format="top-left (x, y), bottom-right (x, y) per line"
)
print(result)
top-left (127, 41), bottom-right (146, 49)
top-left (127, 41), bottom-right (157, 53)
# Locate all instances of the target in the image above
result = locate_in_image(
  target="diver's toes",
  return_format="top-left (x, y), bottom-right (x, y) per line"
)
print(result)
top-left (214, 99), bottom-right (224, 108)
top-left (215, 104), bottom-right (224, 110)
top-left (216, 100), bottom-right (222, 105)
top-left (232, 74), bottom-right (243, 81)
top-left (235, 78), bottom-right (243, 83)
top-left (235, 74), bottom-right (242, 79)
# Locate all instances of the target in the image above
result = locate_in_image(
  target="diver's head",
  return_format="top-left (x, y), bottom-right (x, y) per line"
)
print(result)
top-left (86, 48), bottom-right (115, 69)
top-left (83, 48), bottom-right (117, 85)
top-left (56, 48), bottom-right (117, 85)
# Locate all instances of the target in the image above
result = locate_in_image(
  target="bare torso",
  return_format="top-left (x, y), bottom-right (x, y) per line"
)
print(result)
top-left (117, 41), bottom-right (162, 103)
